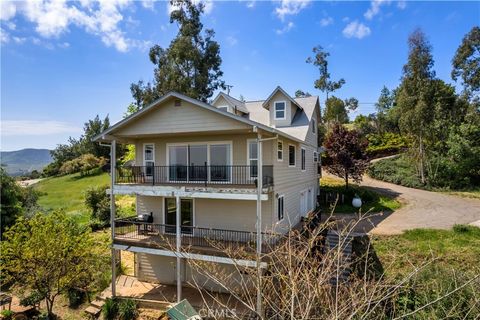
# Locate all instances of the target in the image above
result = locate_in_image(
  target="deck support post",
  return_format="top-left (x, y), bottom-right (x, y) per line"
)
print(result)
top-left (110, 140), bottom-right (117, 298)
top-left (256, 132), bottom-right (263, 318)
top-left (176, 194), bottom-right (182, 303)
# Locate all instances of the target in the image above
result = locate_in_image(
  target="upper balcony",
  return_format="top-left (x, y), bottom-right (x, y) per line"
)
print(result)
top-left (115, 165), bottom-right (274, 188)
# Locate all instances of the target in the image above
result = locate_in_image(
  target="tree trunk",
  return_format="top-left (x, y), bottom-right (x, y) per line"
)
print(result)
top-left (45, 297), bottom-right (54, 318)
top-left (419, 133), bottom-right (425, 185)
top-left (345, 171), bottom-right (349, 189)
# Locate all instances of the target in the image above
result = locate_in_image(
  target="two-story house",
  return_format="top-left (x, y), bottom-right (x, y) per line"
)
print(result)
top-left (94, 86), bottom-right (321, 303)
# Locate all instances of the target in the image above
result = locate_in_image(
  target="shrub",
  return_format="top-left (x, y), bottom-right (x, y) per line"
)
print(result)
top-left (85, 185), bottom-right (110, 225)
top-left (102, 298), bottom-right (118, 320)
top-left (60, 154), bottom-right (107, 176)
top-left (368, 155), bottom-right (425, 189)
top-left (0, 310), bottom-right (14, 320)
top-left (67, 288), bottom-right (85, 308)
top-left (19, 291), bottom-right (44, 309)
top-left (117, 299), bottom-right (138, 320)
top-left (366, 132), bottom-right (410, 158)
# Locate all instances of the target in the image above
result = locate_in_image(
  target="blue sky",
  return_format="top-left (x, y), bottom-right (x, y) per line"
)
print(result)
top-left (1, 0), bottom-right (479, 151)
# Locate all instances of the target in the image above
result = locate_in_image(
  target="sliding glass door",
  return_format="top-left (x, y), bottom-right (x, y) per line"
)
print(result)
top-left (164, 198), bottom-right (193, 234)
top-left (167, 143), bottom-right (231, 183)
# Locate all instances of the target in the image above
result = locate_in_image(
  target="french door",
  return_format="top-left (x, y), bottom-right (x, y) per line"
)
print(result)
top-left (164, 198), bottom-right (193, 234)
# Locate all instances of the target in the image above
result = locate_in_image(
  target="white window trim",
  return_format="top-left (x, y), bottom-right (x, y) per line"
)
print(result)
top-left (247, 139), bottom-right (258, 179)
top-left (163, 197), bottom-right (196, 235)
top-left (166, 141), bottom-right (233, 167)
top-left (277, 195), bottom-right (285, 221)
top-left (277, 140), bottom-right (283, 162)
top-left (274, 101), bottom-right (286, 120)
top-left (288, 144), bottom-right (296, 167)
top-left (143, 143), bottom-right (155, 166)
top-left (313, 151), bottom-right (318, 162)
top-left (301, 147), bottom-right (306, 172)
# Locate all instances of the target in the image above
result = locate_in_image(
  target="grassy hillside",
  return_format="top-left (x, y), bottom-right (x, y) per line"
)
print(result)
top-left (1, 148), bottom-right (52, 176)
top-left (34, 171), bottom-right (112, 224)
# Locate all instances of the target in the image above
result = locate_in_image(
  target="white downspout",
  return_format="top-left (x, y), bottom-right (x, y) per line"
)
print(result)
top-left (110, 140), bottom-right (117, 298)
top-left (256, 131), bottom-right (263, 318)
top-left (176, 194), bottom-right (182, 302)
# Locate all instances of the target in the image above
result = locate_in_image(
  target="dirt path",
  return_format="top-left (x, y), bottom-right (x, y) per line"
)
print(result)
top-left (359, 175), bottom-right (480, 235)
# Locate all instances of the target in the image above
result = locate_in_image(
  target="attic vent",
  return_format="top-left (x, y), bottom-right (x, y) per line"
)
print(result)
top-left (174, 99), bottom-right (181, 107)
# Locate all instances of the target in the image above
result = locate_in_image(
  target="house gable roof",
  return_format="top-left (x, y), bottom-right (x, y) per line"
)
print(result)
top-left (212, 92), bottom-right (249, 114)
top-left (93, 91), bottom-right (305, 144)
top-left (261, 86), bottom-right (302, 110)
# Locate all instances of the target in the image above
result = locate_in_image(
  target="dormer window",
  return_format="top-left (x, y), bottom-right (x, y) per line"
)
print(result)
top-left (274, 101), bottom-right (286, 120)
top-left (218, 106), bottom-right (228, 112)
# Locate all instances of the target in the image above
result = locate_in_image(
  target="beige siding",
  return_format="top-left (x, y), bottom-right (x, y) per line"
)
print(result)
top-left (134, 133), bottom-right (273, 166)
top-left (136, 253), bottom-right (254, 294)
top-left (303, 101), bottom-right (321, 147)
top-left (136, 254), bottom-right (178, 284)
top-left (136, 196), bottom-right (273, 232)
top-left (114, 99), bottom-right (249, 136)
top-left (267, 91), bottom-right (297, 127)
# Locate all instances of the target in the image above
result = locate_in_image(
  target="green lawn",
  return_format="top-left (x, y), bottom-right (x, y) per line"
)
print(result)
top-left (373, 225), bottom-right (480, 277)
top-left (34, 171), bottom-right (110, 224)
top-left (320, 176), bottom-right (401, 214)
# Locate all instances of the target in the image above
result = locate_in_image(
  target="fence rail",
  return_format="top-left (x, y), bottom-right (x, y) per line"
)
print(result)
top-left (114, 217), bottom-right (279, 253)
top-left (115, 165), bottom-right (274, 187)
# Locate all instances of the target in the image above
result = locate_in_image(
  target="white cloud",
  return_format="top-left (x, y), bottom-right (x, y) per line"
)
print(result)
top-left (0, 0), bottom-right (148, 52)
top-left (276, 21), bottom-right (294, 35)
top-left (0, 1), bottom-right (16, 21)
top-left (1, 120), bottom-right (82, 136)
top-left (364, 0), bottom-right (390, 20)
top-left (397, 0), bottom-right (406, 10)
top-left (246, 1), bottom-right (256, 9)
top-left (343, 20), bottom-right (371, 39)
top-left (226, 35), bottom-right (238, 46)
top-left (320, 16), bottom-right (334, 27)
top-left (141, 0), bottom-right (155, 10)
top-left (0, 27), bottom-right (9, 43)
top-left (275, 0), bottom-right (311, 21)
top-left (12, 36), bottom-right (26, 44)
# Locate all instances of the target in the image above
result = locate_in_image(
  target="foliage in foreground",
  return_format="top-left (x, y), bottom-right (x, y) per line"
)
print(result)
top-left (0, 168), bottom-right (39, 237)
top-left (184, 217), bottom-right (480, 319)
top-left (102, 298), bottom-right (138, 320)
top-left (0, 211), bottom-right (109, 317)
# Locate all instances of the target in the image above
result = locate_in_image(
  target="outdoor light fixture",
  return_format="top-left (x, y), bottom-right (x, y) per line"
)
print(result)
top-left (352, 194), bottom-right (362, 208)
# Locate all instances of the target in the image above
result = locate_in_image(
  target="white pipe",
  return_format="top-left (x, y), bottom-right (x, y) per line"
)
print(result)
top-left (110, 140), bottom-right (117, 298)
top-left (176, 195), bottom-right (182, 303)
top-left (256, 132), bottom-right (263, 318)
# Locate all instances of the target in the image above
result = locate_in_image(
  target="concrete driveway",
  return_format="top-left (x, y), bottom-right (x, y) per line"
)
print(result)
top-left (359, 176), bottom-right (480, 235)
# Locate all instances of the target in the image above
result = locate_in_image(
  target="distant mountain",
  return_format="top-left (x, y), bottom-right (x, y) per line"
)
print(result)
top-left (1, 148), bottom-right (52, 176)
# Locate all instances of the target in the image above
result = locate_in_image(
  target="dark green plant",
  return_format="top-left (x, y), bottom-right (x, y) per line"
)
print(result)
top-left (19, 290), bottom-right (44, 309)
top-left (118, 299), bottom-right (138, 320)
top-left (85, 185), bottom-right (110, 225)
top-left (0, 310), bottom-right (14, 320)
top-left (67, 288), bottom-right (85, 308)
top-left (102, 298), bottom-right (118, 320)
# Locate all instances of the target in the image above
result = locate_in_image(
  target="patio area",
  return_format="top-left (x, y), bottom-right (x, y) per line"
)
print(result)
top-left (100, 275), bottom-right (253, 315)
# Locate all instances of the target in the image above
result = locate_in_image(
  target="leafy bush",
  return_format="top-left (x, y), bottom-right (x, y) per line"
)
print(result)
top-left (102, 298), bottom-right (118, 320)
top-left (20, 291), bottom-right (44, 309)
top-left (117, 299), bottom-right (138, 320)
top-left (0, 310), bottom-right (14, 320)
top-left (366, 133), bottom-right (410, 158)
top-left (368, 155), bottom-right (425, 189)
top-left (60, 154), bottom-right (107, 176)
top-left (85, 185), bottom-right (110, 225)
top-left (67, 288), bottom-right (85, 308)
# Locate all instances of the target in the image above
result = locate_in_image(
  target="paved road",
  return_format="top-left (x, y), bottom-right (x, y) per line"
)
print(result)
top-left (359, 175), bottom-right (480, 235)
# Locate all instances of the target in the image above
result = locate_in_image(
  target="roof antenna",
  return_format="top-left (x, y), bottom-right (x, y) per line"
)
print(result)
top-left (225, 85), bottom-right (233, 95)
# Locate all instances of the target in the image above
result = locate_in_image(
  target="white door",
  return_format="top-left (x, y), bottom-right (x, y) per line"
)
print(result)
top-left (300, 191), bottom-right (307, 217)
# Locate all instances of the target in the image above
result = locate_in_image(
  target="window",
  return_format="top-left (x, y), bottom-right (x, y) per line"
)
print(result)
top-left (277, 196), bottom-right (284, 221)
top-left (144, 144), bottom-right (155, 177)
top-left (301, 148), bottom-right (306, 171)
top-left (312, 119), bottom-right (316, 134)
top-left (277, 141), bottom-right (283, 161)
top-left (164, 198), bottom-right (193, 234)
top-left (218, 106), bottom-right (228, 112)
top-left (313, 151), bottom-right (318, 162)
top-left (248, 140), bottom-right (258, 178)
top-left (274, 101), bottom-right (286, 120)
top-left (288, 145), bottom-right (296, 167)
